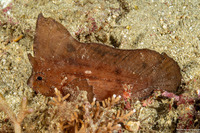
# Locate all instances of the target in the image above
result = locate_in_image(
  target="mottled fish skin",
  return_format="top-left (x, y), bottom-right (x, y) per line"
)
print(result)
top-left (28, 13), bottom-right (182, 101)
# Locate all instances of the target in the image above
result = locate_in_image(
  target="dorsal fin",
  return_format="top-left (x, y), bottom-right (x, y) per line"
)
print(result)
top-left (34, 13), bottom-right (79, 59)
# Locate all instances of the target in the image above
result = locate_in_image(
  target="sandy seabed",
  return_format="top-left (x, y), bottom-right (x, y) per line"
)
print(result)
top-left (0, 0), bottom-right (200, 132)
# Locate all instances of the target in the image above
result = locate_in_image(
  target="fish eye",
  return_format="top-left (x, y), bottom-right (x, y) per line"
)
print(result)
top-left (37, 76), bottom-right (43, 81)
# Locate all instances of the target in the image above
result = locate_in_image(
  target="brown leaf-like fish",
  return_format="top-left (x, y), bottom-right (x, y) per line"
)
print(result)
top-left (28, 13), bottom-right (182, 101)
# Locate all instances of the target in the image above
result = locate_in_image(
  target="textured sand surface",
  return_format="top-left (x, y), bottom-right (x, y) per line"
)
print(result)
top-left (0, 0), bottom-right (199, 132)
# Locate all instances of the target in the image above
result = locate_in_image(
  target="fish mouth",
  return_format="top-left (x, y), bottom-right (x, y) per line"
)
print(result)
top-left (27, 75), bottom-right (33, 88)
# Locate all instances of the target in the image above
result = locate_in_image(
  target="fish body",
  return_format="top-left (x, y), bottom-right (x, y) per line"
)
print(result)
top-left (28, 14), bottom-right (182, 101)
